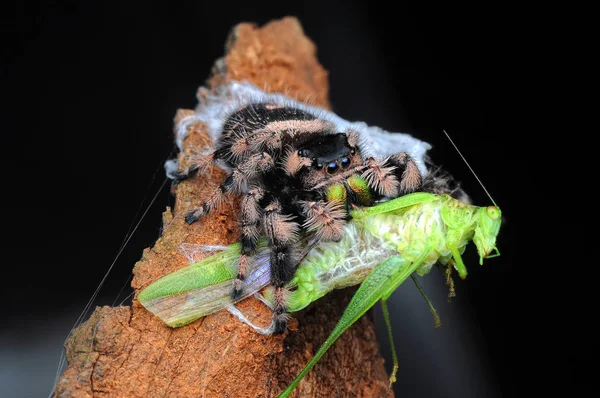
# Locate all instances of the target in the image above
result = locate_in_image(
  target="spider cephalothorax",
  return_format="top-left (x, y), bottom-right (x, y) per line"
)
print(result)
top-left (173, 102), bottom-right (423, 333)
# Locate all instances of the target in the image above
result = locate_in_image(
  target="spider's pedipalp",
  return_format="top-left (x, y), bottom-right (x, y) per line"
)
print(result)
top-left (301, 200), bottom-right (347, 242)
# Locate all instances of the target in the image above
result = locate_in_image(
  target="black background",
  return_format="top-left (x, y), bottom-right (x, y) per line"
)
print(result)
top-left (2, 2), bottom-right (519, 397)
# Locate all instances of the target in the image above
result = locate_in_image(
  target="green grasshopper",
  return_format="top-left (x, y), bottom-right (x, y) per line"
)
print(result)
top-left (138, 191), bottom-right (502, 395)
top-left (278, 191), bottom-right (501, 397)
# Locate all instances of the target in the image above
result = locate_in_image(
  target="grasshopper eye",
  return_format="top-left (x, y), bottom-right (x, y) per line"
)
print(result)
top-left (486, 206), bottom-right (500, 220)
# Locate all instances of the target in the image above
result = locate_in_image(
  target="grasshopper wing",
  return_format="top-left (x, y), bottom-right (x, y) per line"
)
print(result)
top-left (138, 242), bottom-right (271, 327)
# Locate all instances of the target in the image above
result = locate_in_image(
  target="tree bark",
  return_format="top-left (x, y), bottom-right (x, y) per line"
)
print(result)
top-left (53, 16), bottom-right (392, 398)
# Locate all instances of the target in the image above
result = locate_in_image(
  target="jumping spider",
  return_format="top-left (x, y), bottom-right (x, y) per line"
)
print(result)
top-left (173, 103), bottom-right (422, 334)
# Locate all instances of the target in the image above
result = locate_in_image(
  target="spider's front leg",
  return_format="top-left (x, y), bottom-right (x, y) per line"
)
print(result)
top-left (263, 198), bottom-right (300, 334)
top-left (362, 152), bottom-right (422, 198)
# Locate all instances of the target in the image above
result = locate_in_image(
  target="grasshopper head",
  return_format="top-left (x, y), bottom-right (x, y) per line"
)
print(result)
top-left (473, 205), bottom-right (502, 264)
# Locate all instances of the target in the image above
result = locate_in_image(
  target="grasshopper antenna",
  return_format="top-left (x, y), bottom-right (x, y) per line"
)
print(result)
top-left (442, 129), bottom-right (498, 207)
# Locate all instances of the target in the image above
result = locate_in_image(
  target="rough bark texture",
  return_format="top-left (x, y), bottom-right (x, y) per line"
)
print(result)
top-left (53, 17), bottom-right (392, 398)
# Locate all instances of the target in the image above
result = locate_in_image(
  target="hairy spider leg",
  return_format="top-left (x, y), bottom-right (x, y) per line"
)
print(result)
top-left (301, 199), bottom-right (346, 242)
top-left (262, 198), bottom-right (301, 334)
top-left (171, 151), bottom-right (217, 189)
top-left (361, 152), bottom-right (422, 198)
top-left (184, 174), bottom-right (234, 224)
top-left (233, 187), bottom-right (265, 298)
top-left (170, 164), bottom-right (200, 185)
top-left (184, 152), bottom-right (275, 224)
top-left (387, 152), bottom-right (422, 193)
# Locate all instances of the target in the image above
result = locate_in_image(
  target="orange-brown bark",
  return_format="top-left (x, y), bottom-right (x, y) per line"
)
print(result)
top-left (53, 16), bottom-right (392, 398)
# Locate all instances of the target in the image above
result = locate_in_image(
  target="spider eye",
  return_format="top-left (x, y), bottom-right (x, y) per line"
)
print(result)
top-left (327, 162), bottom-right (338, 174)
top-left (341, 157), bottom-right (350, 168)
top-left (351, 149), bottom-right (356, 155)
top-left (298, 149), bottom-right (306, 157)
